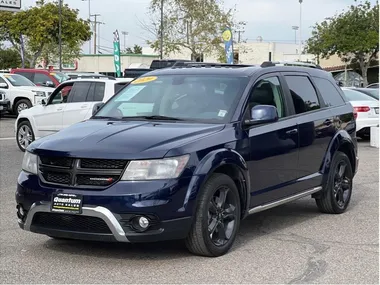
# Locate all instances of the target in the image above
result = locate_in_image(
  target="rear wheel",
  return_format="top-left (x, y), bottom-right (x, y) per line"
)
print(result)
top-left (315, 151), bottom-right (353, 214)
top-left (185, 173), bottom-right (241, 257)
top-left (16, 121), bottom-right (35, 152)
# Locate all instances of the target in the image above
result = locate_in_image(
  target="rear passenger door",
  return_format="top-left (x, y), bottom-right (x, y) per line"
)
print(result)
top-left (61, 81), bottom-right (92, 129)
top-left (245, 73), bottom-right (300, 207)
top-left (281, 72), bottom-right (335, 192)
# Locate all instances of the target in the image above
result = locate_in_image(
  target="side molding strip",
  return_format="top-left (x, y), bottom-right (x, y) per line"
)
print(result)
top-left (248, 186), bottom-right (322, 215)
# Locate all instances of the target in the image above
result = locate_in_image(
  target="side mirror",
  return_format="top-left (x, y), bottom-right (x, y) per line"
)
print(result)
top-left (44, 81), bottom-right (55, 87)
top-left (0, 83), bottom-right (8, 89)
top-left (244, 105), bottom-right (279, 127)
top-left (41, 99), bottom-right (47, 106)
top-left (92, 102), bottom-right (104, 116)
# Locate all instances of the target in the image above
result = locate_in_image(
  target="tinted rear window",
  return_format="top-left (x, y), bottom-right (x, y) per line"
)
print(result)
top-left (313, 77), bottom-right (345, 107)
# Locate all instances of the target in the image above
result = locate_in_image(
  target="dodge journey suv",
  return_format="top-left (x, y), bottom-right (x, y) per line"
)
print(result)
top-left (16, 62), bottom-right (359, 257)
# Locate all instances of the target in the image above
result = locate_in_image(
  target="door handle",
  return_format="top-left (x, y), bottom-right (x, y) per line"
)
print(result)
top-left (80, 105), bottom-right (88, 109)
top-left (56, 108), bottom-right (63, 111)
top-left (286, 129), bottom-right (298, 135)
top-left (324, 119), bottom-right (332, 126)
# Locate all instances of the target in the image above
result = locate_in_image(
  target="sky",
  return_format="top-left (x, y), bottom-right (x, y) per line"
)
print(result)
top-left (20, 0), bottom-right (378, 54)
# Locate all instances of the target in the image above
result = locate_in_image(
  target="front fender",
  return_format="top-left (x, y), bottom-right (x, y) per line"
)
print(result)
top-left (320, 129), bottom-right (357, 182)
top-left (180, 148), bottom-right (250, 217)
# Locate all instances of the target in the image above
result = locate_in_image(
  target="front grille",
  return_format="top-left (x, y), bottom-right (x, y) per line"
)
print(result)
top-left (32, 212), bottom-right (112, 234)
top-left (80, 158), bottom-right (127, 169)
top-left (0, 93), bottom-right (3, 101)
top-left (38, 156), bottom-right (128, 189)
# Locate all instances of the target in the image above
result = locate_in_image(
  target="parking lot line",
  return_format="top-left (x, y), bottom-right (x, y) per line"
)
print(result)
top-left (0, 137), bottom-right (15, 141)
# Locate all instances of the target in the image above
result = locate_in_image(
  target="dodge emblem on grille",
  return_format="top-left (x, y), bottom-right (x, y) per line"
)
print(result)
top-left (89, 177), bottom-right (114, 182)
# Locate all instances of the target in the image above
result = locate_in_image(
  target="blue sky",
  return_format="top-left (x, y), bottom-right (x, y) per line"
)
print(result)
top-left (21, 0), bottom-right (378, 54)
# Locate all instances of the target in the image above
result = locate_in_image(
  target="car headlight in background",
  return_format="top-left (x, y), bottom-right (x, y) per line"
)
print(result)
top-left (32, 91), bottom-right (46, 97)
top-left (121, 155), bottom-right (190, 181)
top-left (22, 152), bottom-right (38, 175)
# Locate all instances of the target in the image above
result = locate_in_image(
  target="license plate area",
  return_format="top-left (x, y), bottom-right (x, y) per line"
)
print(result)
top-left (375, 108), bottom-right (379, 114)
top-left (51, 193), bottom-right (83, 214)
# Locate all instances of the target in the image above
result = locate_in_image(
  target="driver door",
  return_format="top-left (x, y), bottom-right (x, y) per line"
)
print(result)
top-left (33, 83), bottom-right (72, 137)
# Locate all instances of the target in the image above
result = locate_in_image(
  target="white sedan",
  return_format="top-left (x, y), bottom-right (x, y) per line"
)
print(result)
top-left (341, 88), bottom-right (379, 139)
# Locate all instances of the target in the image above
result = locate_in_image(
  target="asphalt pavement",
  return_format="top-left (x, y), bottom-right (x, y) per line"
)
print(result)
top-left (0, 116), bottom-right (379, 284)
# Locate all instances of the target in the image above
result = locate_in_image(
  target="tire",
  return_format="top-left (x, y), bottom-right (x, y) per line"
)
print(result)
top-left (16, 120), bottom-right (35, 152)
top-left (315, 151), bottom-right (353, 214)
top-left (185, 173), bottom-right (241, 257)
top-left (14, 99), bottom-right (32, 116)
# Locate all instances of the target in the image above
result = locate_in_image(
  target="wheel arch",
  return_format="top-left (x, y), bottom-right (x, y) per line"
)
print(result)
top-left (13, 96), bottom-right (32, 112)
top-left (182, 148), bottom-right (251, 220)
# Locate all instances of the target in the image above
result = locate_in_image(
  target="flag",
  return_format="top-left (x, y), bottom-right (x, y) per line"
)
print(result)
top-left (222, 27), bottom-right (234, 64)
top-left (113, 30), bottom-right (122, 77)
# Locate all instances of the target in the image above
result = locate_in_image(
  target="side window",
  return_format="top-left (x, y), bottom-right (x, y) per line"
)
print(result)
top-left (0, 77), bottom-right (7, 85)
top-left (246, 76), bottom-right (286, 118)
top-left (67, 82), bottom-right (91, 103)
top-left (94, 82), bottom-right (105, 101)
top-left (284, 75), bottom-right (320, 114)
top-left (114, 83), bottom-right (128, 94)
top-left (312, 77), bottom-right (345, 107)
top-left (49, 84), bottom-right (73, 105)
top-left (34, 73), bottom-right (52, 85)
top-left (15, 72), bottom-right (34, 81)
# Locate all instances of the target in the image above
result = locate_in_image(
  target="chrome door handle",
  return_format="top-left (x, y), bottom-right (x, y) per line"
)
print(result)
top-left (286, 129), bottom-right (298, 135)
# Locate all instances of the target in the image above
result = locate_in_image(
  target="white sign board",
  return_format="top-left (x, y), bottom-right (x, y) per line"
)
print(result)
top-left (0, 0), bottom-right (21, 12)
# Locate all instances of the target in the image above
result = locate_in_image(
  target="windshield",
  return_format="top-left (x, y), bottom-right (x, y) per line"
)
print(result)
top-left (94, 75), bottom-right (248, 123)
top-left (3, 74), bottom-right (35, 86)
top-left (342, 89), bottom-right (378, 101)
top-left (50, 72), bottom-right (70, 83)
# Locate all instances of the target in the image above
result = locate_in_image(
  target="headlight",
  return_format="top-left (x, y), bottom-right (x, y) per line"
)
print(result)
top-left (121, 155), bottom-right (190, 181)
top-left (22, 151), bottom-right (38, 175)
top-left (32, 91), bottom-right (46, 97)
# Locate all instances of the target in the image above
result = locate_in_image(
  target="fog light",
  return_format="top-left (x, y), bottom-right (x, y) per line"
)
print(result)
top-left (138, 217), bottom-right (149, 229)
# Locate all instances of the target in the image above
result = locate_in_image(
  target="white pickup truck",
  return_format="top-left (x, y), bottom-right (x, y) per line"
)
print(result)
top-left (15, 77), bottom-right (132, 151)
top-left (0, 73), bottom-right (55, 116)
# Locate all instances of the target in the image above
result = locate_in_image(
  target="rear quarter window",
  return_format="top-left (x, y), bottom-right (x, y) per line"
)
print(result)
top-left (313, 77), bottom-right (345, 107)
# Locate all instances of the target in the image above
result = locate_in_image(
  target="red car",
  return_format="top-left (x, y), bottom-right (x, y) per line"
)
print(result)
top-left (11, 69), bottom-right (70, 88)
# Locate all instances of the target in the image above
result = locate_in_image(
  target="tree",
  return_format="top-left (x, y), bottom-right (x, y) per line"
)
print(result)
top-left (306, 0), bottom-right (379, 85)
top-left (0, 0), bottom-right (91, 68)
top-left (140, 0), bottom-right (235, 61)
top-left (0, 48), bottom-right (23, 69)
top-left (125, 44), bottom-right (143, 54)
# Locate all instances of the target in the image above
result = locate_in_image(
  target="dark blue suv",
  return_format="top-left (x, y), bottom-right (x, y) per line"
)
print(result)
top-left (16, 63), bottom-right (359, 257)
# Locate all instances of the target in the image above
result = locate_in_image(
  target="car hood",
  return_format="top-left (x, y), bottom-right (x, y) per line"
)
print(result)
top-left (29, 119), bottom-right (225, 159)
top-left (15, 86), bottom-right (55, 93)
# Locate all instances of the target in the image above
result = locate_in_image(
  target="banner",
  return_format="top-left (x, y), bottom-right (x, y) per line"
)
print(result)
top-left (222, 27), bottom-right (234, 64)
top-left (113, 30), bottom-right (122, 77)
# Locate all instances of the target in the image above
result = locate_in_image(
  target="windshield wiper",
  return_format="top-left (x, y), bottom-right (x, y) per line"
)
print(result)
top-left (92, 116), bottom-right (122, 120)
top-left (122, 115), bottom-right (185, 121)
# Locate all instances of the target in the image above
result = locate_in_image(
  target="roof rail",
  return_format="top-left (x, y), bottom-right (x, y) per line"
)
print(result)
top-left (261, 61), bottom-right (322, 69)
top-left (175, 62), bottom-right (254, 69)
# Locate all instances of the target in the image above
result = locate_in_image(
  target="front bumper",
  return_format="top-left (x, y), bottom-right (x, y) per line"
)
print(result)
top-left (0, 100), bottom-right (10, 113)
top-left (16, 171), bottom-right (195, 243)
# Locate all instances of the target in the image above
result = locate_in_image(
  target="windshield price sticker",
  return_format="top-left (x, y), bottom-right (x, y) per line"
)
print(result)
top-left (115, 86), bottom-right (146, 102)
top-left (131, 76), bottom-right (157, 85)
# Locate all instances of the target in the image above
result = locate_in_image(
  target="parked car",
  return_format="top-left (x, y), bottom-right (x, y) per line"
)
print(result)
top-left (15, 78), bottom-right (132, 151)
top-left (65, 72), bottom-right (115, 80)
top-left (366, 83), bottom-right (379, 89)
top-left (0, 90), bottom-right (10, 117)
top-left (347, 87), bottom-right (379, 100)
top-left (341, 88), bottom-right (379, 139)
top-left (11, 68), bottom-right (70, 88)
top-left (0, 73), bottom-right (55, 116)
top-left (16, 62), bottom-right (358, 257)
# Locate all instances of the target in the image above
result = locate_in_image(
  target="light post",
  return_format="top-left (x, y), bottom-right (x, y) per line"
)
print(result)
top-left (160, 0), bottom-right (164, 59)
top-left (292, 26), bottom-right (299, 44)
top-left (299, 0), bottom-right (303, 61)
top-left (59, 0), bottom-right (62, 71)
top-left (121, 31), bottom-right (128, 51)
top-left (82, 0), bottom-right (92, 54)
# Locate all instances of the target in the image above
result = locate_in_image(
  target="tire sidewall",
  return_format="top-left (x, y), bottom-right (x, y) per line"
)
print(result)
top-left (327, 152), bottom-right (353, 213)
top-left (15, 99), bottom-right (32, 116)
top-left (199, 174), bottom-right (241, 256)
top-left (16, 121), bottom-right (34, 152)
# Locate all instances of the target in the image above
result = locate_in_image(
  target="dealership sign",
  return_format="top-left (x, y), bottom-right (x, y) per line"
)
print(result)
top-left (0, 0), bottom-right (21, 12)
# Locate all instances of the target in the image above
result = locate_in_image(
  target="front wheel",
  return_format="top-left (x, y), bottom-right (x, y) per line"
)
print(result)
top-left (185, 173), bottom-right (241, 257)
top-left (315, 151), bottom-right (353, 214)
top-left (16, 121), bottom-right (35, 152)
top-left (14, 99), bottom-right (32, 116)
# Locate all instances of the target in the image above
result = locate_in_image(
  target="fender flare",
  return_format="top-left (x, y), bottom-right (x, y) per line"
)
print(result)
top-left (320, 130), bottom-right (356, 185)
top-left (180, 148), bottom-right (251, 218)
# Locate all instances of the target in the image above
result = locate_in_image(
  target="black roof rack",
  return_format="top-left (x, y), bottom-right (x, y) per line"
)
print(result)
top-left (174, 62), bottom-right (254, 69)
top-left (261, 61), bottom-right (322, 69)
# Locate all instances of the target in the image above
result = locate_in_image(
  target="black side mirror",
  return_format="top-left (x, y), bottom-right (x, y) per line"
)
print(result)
top-left (92, 102), bottom-right (104, 116)
top-left (41, 99), bottom-right (47, 106)
top-left (244, 105), bottom-right (279, 127)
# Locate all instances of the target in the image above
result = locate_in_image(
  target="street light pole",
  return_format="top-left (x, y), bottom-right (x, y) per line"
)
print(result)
top-left (59, 0), bottom-right (62, 71)
top-left (160, 0), bottom-right (163, 59)
top-left (299, 0), bottom-right (303, 61)
top-left (82, 0), bottom-right (91, 54)
top-left (121, 31), bottom-right (128, 51)
top-left (292, 25), bottom-right (299, 44)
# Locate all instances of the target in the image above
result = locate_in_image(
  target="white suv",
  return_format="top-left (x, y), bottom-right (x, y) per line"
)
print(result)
top-left (0, 73), bottom-right (55, 116)
top-left (15, 78), bottom-right (132, 151)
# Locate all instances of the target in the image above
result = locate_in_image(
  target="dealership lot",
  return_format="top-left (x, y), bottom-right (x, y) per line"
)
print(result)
top-left (0, 117), bottom-right (378, 284)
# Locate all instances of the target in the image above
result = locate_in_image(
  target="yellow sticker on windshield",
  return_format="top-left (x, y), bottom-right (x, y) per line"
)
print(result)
top-left (50, 73), bottom-right (56, 75)
top-left (131, 76), bottom-right (157, 84)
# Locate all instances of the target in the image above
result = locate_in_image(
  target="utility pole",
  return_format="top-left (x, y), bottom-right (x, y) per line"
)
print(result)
top-left (160, 0), bottom-right (164, 59)
top-left (91, 14), bottom-right (101, 54)
top-left (299, 0), bottom-right (303, 61)
top-left (97, 21), bottom-right (105, 54)
top-left (121, 31), bottom-right (128, 51)
top-left (59, 0), bottom-right (62, 71)
top-left (292, 26), bottom-right (299, 44)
